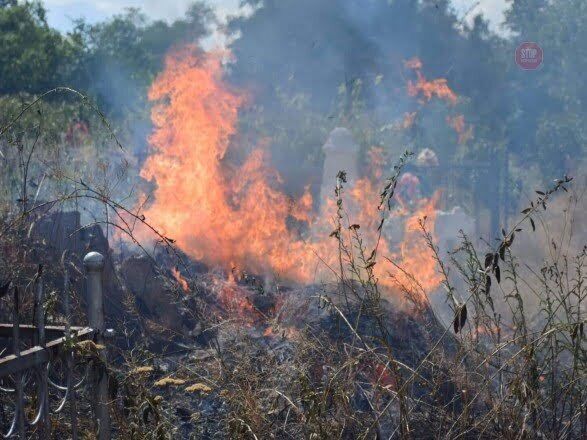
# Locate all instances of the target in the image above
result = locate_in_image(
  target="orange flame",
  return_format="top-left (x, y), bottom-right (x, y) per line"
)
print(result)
top-left (171, 267), bottom-right (189, 292)
top-left (446, 114), bottom-right (474, 144)
top-left (134, 46), bottom-right (444, 301)
top-left (405, 57), bottom-right (458, 105)
top-left (138, 46), bottom-right (313, 279)
top-left (391, 192), bottom-right (442, 296)
top-left (213, 278), bottom-right (259, 323)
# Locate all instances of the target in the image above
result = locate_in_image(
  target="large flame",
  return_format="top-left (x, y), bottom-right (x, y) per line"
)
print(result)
top-left (139, 46), bottom-right (313, 278)
top-left (136, 46), bottom-right (443, 300)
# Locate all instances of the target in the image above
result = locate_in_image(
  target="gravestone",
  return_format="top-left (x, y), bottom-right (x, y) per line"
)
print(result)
top-left (435, 206), bottom-right (476, 256)
top-left (319, 127), bottom-right (360, 209)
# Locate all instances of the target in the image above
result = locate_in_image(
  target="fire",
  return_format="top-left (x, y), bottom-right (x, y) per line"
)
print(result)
top-left (135, 46), bottom-right (444, 301)
top-left (404, 57), bottom-right (458, 105)
top-left (391, 193), bottom-right (442, 295)
top-left (346, 154), bottom-right (443, 296)
top-left (138, 45), bottom-right (313, 279)
top-left (446, 114), bottom-right (474, 144)
top-left (213, 277), bottom-right (260, 323)
top-left (171, 267), bottom-right (189, 292)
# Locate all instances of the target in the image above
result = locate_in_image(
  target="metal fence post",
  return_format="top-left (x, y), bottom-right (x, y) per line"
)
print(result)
top-left (83, 251), bottom-right (111, 440)
top-left (63, 253), bottom-right (79, 440)
top-left (34, 272), bottom-right (49, 439)
top-left (13, 286), bottom-right (25, 439)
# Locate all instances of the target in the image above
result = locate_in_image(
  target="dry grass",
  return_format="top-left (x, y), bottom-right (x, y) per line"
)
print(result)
top-left (0, 92), bottom-right (584, 439)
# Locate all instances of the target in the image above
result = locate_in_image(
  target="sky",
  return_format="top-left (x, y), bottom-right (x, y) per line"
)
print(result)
top-left (44, 0), bottom-right (510, 34)
top-left (44, 0), bottom-right (245, 30)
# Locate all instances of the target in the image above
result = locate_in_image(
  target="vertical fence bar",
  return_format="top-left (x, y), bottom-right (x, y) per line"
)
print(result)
top-left (34, 272), bottom-right (49, 438)
top-left (63, 253), bottom-right (78, 440)
top-left (83, 252), bottom-right (110, 440)
top-left (12, 286), bottom-right (25, 439)
top-left (34, 272), bottom-right (45, 346)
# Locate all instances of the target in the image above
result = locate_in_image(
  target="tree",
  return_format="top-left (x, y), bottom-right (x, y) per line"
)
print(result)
top-left (226, 0), bottom-right (506, 206)
top-left (0, 1), bottom-right (70, 94)
top-left (504, 0), bottom-right (587, 179)
top-left (66, 3), bottom-right (214, 118)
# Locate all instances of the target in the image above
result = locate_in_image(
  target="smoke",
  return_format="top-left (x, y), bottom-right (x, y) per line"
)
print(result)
top-left (63, 0), bottom-right (584, 301)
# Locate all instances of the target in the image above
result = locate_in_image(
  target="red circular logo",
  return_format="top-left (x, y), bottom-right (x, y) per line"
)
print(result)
top-left (515, 42), bottom-right (543, 70)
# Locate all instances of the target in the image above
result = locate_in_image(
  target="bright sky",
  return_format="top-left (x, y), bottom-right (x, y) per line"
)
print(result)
top-left (44, 0), bottom-right (244, 31)
top-left (44, 0), bottom-right (510, 34)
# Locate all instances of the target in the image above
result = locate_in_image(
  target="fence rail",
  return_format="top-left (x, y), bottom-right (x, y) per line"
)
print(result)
top-left (0, 251), bottom-right (110, 439)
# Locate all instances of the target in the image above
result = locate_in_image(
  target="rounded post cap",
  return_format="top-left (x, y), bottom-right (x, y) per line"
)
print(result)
top-left (322, 127), bottom-right (359, 153)
top-left (83, 251), bottom-right (105, 272)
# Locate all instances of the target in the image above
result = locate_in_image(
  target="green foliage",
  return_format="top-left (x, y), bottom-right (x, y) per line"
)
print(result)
top-left (0, 1), bottom-right (70, 94)
top-left (0, 1), bottom-right (214, 118)
top-left (504, 0), bottom-right (587, 177)
top-left (64, 3), bottom-right (213, 119)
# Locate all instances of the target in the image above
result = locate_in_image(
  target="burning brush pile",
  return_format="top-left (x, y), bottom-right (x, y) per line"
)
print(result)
top-left (98, 47), bottom-right (583, 439)
top-left (1, 43), bottom-right (584, 439)
top-left (97, 46), bottom-right (472, 438)
top-left (129, 46), bottom-right (445, 297)
top-left (113, 259), bottom-right (454, 439)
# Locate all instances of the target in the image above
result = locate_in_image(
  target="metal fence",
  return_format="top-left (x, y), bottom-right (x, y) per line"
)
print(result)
top-left (0, 251), bottom-right (110, 439)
